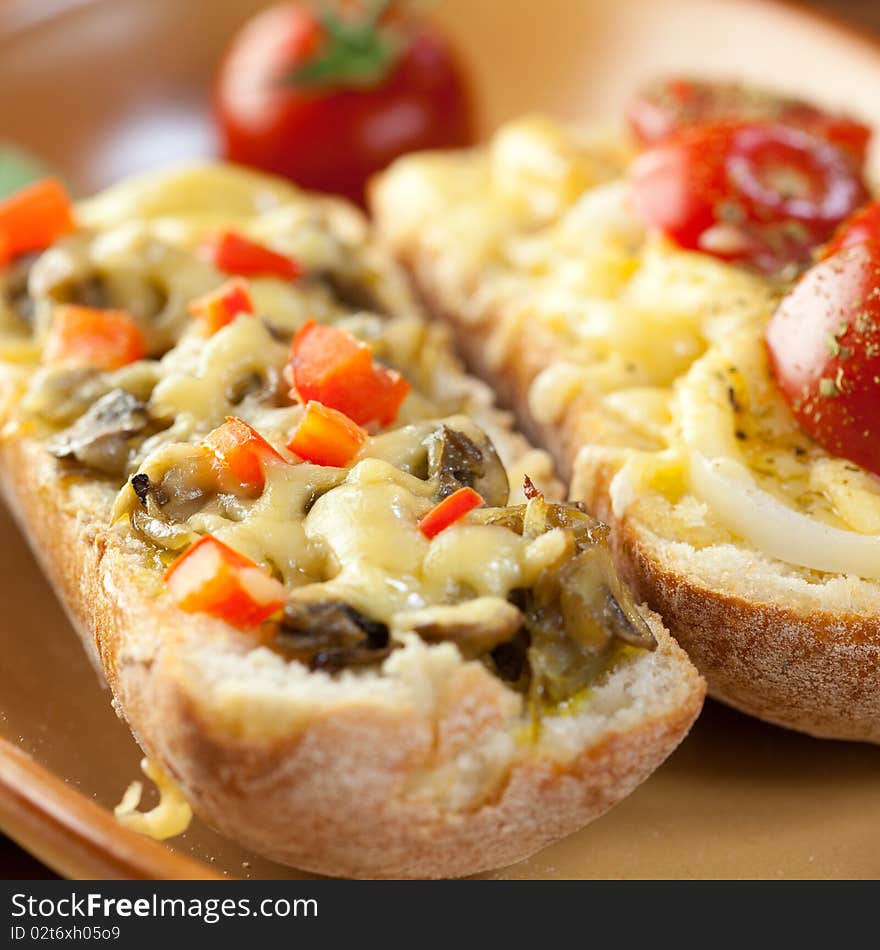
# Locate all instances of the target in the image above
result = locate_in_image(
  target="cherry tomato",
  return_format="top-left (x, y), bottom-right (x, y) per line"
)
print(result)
top-left (766, 240), bottom-right (880, 475)
top-left (823, 200), bottom-right (880, 258)
top-left (214, 1), bottom-right (475, 204)
top-left (628, 121), bottom-right (869, 273)
top-left (627, 77), bottom-right (871, 167)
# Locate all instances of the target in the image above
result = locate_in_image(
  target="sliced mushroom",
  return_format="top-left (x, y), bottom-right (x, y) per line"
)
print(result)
top-left (29, 231), bottom-right (216, 353)
top-left (127, 463), bottom-right (204, 551)
top-left (311, 268), bottom-right (389, 316)
top-left (426, 424), bottom-right (509, 506)
top-left (519, 501), bottom-right (655, 704)
top-left (23, 355), bottom-right (160, 428)
top-left (557, 544), bottom-right (656, 653)
top-left (129, 504), bottom-right (198, 551)
top-left (224, 371), bottom-right (269, 406)
top-left (0, 252), bottom-right (39, 329)
top-left (393, 597), bottom-right (523, 659)
top-left (63, 274), bottom-right (113, 309)
top-left (489, 627), bottom-right (531, 687)
top-left (274, 600), bottom-right (393, 672)
top-left (22, 367), bottom-right (106, 425)
top-left (118, 444), bottom-right (218, 551)
top-left (477, 496), bottom-right (657, 703)
top-left (46, 389), bottom-right (151, 475)
top-left (131, 472), bottom-right (167, 506)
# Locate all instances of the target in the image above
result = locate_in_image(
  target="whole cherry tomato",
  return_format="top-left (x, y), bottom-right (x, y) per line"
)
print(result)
top-left (627, 77), bottom-right (871, 167)
top-left (766, 240), bottom-right (880, 476)
top-left (822, 200), bottom-right (880, 258)
top-left (214, 1), bottom-right (475, 204)
top-left (628, 121), bottom-right (869, 274)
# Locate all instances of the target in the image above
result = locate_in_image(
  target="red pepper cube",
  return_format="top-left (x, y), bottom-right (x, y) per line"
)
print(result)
top-left (288, 319), bottom-right (410, 426)
top-left (286, 400), bottom-right (367, 467)
top-left (364, 365), bottom-right (411, 427)
top-left (164, 535), bottom-right (286, 629)
top-left (206, 231), bottom-right (303, 281)
top-left (202, 417), bottom-right (286, 493)
top-left (418, 487), bottom-right (485, 540)
top-left (44, 305), bottom-right (147, 371)
top-left (0, 177), bottom-right (75, 259)
top-left (290, 319), bottom-right (374, 404)
top-left (189, 278), bottom-right (254, 334)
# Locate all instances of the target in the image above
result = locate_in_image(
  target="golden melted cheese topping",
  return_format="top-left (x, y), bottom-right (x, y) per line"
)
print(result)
top-left (114, 757), bottom-right (192, 841)
top-left (2, 164), bottom-right (589, 652)
top-left (376, 116), bottom-right (880, 578)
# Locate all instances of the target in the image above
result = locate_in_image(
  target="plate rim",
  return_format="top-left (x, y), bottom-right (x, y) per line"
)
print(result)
top-left (3, 0), bottom-right (880, 881)
top-left (0, 737), bottom-right (225, 880)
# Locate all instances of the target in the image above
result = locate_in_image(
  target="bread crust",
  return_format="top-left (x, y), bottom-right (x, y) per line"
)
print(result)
top-left (391, 240), bottom-right (880, 744)
top-left (0, 427), bottom-right (704, 878)
top-left (583, 459), bottom-right (880, 743)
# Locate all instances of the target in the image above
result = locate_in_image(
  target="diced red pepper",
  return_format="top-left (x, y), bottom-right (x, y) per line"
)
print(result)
top-left (164, 535), bottom-right (286, 629)
top-left (363, 366), bottom-right (410, 426)
top-left (206, 231), bottom-right (303, 281)
top-left (290, 319), bottom-right (373, 400)
top-left (189, 278), bottom-right (254, 334)
top-left (0, 177), bottom-right (74, 261)
top-left (288, 319), bottom-right (411, 426)
top-left (286, 400), bottom-right (366, 467)
top-left (202, 417), bottom-right (286, 493)
top-left (44, 305), bottom-right (147, 371)
top-left (418, 487), bottom-right (484, 539)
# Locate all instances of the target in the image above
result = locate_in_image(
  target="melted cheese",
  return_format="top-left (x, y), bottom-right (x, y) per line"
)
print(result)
top-left (114, 758), bottom-right (192, 841)
top-left (0, 162), bottom-right (576, 657)
top-left (675, 331), bottom-right (880, 576)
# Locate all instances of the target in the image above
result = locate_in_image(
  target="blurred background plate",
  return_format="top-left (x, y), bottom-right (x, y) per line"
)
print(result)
top-left (1, 0), bottom-right (879, 879)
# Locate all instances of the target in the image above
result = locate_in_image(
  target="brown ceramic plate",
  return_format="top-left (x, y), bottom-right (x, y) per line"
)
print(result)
top-left (1, 0), bottom-right (879, 880)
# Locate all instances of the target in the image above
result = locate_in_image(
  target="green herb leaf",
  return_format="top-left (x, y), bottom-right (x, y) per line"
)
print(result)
top-left (0, 145), bottom-right (57, 199)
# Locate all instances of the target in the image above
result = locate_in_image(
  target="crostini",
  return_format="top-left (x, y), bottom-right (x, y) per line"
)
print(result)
top-left (372, 83), bottom-right (880, 742)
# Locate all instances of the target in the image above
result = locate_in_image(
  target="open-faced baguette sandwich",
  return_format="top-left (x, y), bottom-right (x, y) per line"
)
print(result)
top-left (373, 78), bottom-right (880, 743)
top-left (0, 165), bottom-right (704, 878)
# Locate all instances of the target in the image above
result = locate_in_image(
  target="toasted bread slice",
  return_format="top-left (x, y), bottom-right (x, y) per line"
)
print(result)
top-left (0, 164), bottom-right (704, 878)
top-left (372, 116), bottom-right (880, 742)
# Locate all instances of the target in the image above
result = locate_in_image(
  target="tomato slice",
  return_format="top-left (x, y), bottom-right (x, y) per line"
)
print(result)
top-left (0, 177), bottom-right (75, 260)
top-left (780, 101), bottom-right (871, 167)
top-left (823, 201), bottom-right (880, 258)
top-left (766, 240), bottom-right (880, 476)
top-left (44, 306), bottom-right (146, 371)
top-left (202, 417), bottom-right (286, 494)
top-left (629, 122), bottom-right (730, 252)
top-left (286, 401), bottom-right (367, 467)
top-left (629, 121), bottom-right (869, 273)
top-left (164, 535), bottom-right (286, 629)
top-left (189, 278), bottom-right (254, 334)
top-left (206, 231), bottom-right (303, 281)
top-left (727, 125), bottom-right (864, 225)
top-left (627, 77), bottom-right (871, 167)
top-left (418, 487), bottom-right (484, 539)
top-left (289, 319), bottom-right (410, 426)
